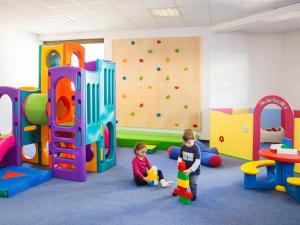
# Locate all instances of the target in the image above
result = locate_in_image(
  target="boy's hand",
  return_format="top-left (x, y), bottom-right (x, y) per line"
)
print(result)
top-left (143, 177), bottom-right (151, 183)
top-left (183, 168), bottom-right (192, 175)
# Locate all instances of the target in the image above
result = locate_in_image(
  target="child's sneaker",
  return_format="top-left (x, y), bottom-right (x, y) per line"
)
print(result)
top-left (160, 179), bottom-right (173, 188)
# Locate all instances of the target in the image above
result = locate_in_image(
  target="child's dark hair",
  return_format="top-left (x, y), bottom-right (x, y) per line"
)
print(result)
top-left (134, 142), bottom-right (146, 155)
top-left (182, 129), bottom-right (194, 141)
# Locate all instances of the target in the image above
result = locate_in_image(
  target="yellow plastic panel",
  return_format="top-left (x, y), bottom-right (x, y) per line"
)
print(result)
top-left (40, 45), bottom-right (64, 167)
top-left (210, 111), bottom-right (253, 160)
top-left (24, 125), bottom-right (37, 132)
top-left (293, 118), bottom-right (300, 173)
top-left (177, 179), bottom-right (189, 188)
top-left (275, 185), bottom-right (287, 192)
top-left (146, 145), bottom-right (156, 150)
top-left (86, 142), bottom-right (98, 172)
top-left (41, 44), bottom-right (64, 93)
top-left (41, 126), bottom-right (49, 166)
top-left (232, 108), bottom-right (250, 114)
top-left (19, 86), bottom-right (38, 91)
top-left (240, 160), bottom-right (275, 175)
top-left (287, 177), bottom-right (300, 186)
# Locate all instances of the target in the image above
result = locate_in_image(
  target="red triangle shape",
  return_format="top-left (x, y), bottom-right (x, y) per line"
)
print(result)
top-left (2, 171), bottom-right (27, 179)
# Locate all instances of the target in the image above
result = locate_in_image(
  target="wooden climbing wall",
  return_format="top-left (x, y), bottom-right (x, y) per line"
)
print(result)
top-left (113, 37), bottom-right (201, 130)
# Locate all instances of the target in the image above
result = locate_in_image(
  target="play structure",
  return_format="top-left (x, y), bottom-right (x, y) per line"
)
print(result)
top-left (241, 138), bottom-right (300, 203)
top-left (168, 140), bottom-right (222, 167)
top-left (172, 161), bottom-right (193, 205)
top-left (210, 95), bottom-right (300, 173)
top-left (0, 42), bottom-right (116, 197)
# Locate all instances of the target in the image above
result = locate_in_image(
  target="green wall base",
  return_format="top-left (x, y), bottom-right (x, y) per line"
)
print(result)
top-left (117, 129), bottom-right (183, 150)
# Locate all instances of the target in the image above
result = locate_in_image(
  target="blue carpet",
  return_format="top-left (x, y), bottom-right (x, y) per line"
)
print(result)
top-left (0, 148), bottom-right (299, 225)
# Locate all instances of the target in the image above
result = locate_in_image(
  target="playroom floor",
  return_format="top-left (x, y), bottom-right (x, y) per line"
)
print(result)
top-left (1, 148), bottom-right (300, 225)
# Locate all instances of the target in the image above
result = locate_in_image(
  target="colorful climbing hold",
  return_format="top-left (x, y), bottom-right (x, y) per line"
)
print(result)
top-left (139, 76), bottom-right (143, 81)
top-left (139, 58), bottom-right (144, 63)
top-left (156, 112), bottom-right (161, 117)
top-left (166, 95), bottom-right (171, 100)
top-left (184, 67), bottom-right (189, 71)
top-left (175, 48), bottom-right (180, 53)
top-left (130, 112), bottom-right (135, 116)
top-left (131, 40), bottom-right (135, 45)
top-left (122, 76), bottom-right (127, 80)
top-left (174, 123), bottom-right (179, 127)
top-left (122, 58), bottom-right (127, 63)
top-left (148, 49), bottom-right (153, 53)
top-left (193, 124), bottom-right (198, 128)
top-left (219, 136), bottom-right (224, 143)
top-left (165, 57), bottom-right (170, 63)
top-left (156, 67), bottom-right (161, 72)
top-left (166, 76), bottom-right (170, 81)
top-left (184, 105), bottom-right (188, 109)
top-left (122, 94), bottom-right (127, 99)
top-left (174, 86), bottom-right (179, 89)
top-left (139, 103), bottom-right (144, 108)
top-left (148, 86), bottom-right (152, 90)
top-left (156, 40), bottom-right (161, 44)
top-left (116, 120), bottom-right (118, 124)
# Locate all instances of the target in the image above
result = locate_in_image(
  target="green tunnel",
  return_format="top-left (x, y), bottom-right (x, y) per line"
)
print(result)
top-left (23, 93), bottom-right (48, 125)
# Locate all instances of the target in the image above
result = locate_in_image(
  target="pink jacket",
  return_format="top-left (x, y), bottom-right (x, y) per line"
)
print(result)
top-left (132, 156), bottom-right (151, 179)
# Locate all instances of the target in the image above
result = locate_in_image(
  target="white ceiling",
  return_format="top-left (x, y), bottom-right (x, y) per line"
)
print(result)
top-left (0, 0), bottom-right (299, 34)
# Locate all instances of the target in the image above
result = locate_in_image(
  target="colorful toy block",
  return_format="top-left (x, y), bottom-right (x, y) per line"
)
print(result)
top-left (146, 144), bottom-right (157, 154)
top-left (172, 161), bottom-right (193, 205)
top-left (177, 179), bottom-right (189, 188)
top-left (177, 171), bottom-right (189, 180)
top-left (179, 196), bottom-right (192, 205)
top-left (146, 166), bottom-right (159, 187)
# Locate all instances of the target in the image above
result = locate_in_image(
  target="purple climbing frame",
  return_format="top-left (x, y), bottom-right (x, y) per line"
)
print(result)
top-left (48, 66), bottom-right (86, 182)
top-left (0, 86), bottom-right (22, 167)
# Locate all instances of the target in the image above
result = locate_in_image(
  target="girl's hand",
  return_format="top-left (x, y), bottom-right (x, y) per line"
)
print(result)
top-left (183, 169), bottom-right (192, 175)
top-left (143, 177), bottom-right (151, 183)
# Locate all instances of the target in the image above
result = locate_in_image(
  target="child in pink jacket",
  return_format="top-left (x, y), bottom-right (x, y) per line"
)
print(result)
top-left (132, 142), bottom-right (172, 187)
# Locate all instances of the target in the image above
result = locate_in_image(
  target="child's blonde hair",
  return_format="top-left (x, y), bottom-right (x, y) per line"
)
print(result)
top-left (134, 142), bottom-right (146, 155)
top-left (182, 129), bottom-right (194, 141)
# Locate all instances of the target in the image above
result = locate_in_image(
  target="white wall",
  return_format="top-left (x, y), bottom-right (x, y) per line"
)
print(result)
top-left (210, 32), bottom-right (285, 108)
top-left (211, 31), bottom-right (300, 110)
top-left (39, 28), bottom-right (300, 140)
top-left (0, 25), bottom-right (38, 134)
top-left (210, 32), bottom-right (250, 108)
top-left (248, 34), bottom-right (284, 105)
top-left (282, 30), bottom-right (300, 109)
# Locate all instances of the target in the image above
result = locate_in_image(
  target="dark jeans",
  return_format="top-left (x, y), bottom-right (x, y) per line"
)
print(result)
top-left (189, 174), bottom-right (198, 197)
top-left (134, 169), bottom-right (164, 186)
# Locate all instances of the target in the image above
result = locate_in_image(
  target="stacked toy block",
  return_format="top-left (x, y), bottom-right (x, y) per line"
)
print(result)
top-left (271, 138), bottom-right (298, 155)
top-left (172, 162), bottom-right (193, 205)
top-left (146, 166), bottom-right (159, 187)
